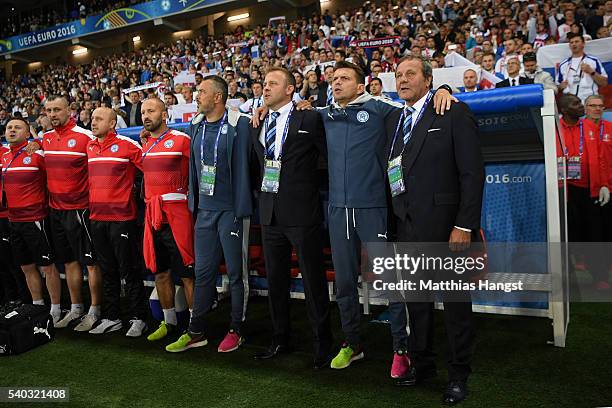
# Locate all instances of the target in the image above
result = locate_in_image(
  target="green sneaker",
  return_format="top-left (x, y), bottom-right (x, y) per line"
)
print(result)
top-left (147, 321), bottom-right (175, 341)
top-left (330, 343), bottom-right (364, 369)
top-left (165, 331), bottom-right (208, 353)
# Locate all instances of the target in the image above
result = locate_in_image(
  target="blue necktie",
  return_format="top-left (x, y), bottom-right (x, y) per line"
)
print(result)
top-left (326, 86), bottom-right (333, 105)
top-left (403, 106), bottom-right (416, 146)
top-left (266, 111), bottom-right (280, 158)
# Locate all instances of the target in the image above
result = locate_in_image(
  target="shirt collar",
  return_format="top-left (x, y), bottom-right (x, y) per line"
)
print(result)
top-left (405, 91), bottom-right (430, 114)
top-left (270, 100), bottom-right (294, 116)
top-left (9, 141), bottom-right (28, 152)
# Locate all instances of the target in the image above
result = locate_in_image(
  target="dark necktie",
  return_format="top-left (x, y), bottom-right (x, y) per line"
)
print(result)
top-left (265, 111), bottom-right (280, 158)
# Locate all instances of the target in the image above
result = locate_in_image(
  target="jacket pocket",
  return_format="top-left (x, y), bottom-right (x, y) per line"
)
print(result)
top-left (434, 192), bottom-right (459, 205)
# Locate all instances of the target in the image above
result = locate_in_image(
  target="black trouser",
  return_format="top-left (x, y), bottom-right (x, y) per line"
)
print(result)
top-left (90, 220), bottom-right (147, 321)
top-left (0, 218), bottom-right (30, 304)
top-left (262, 222), bottom-right (332, 358)
top-left (396, 216), bottom-right (475, 383)
top-left (567, 185), bottom-right (607, 282)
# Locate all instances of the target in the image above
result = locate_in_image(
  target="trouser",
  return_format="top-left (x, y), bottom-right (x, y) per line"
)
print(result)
top-left (328, 206), bottom-right (387, 347)
top-left (90, 220), bottom-right (147, 321)
top-left (262, 222), bottom-right (332, 357)
top-left (390, 215), bottom-right (475, 382)
top-left (190, 210), bottom-right (250, 334)
top-left (567, 185), bottom-right (607, 282)
top-left (0, 218), bottom-right (29, 304)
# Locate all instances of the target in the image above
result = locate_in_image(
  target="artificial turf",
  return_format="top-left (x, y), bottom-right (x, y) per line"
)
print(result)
top-left (1, 295), bottom-right (611, 408)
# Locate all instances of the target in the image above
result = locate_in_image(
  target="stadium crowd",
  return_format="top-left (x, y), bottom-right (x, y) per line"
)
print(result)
top-left (1, 0), bottom-right (612, 138)
top-left (1, 1), bottom-right (147, 38)
top-left (0, 0), bottom-right (611, 405)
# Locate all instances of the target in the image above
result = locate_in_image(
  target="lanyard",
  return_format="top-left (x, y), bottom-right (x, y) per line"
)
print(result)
top-left (598, 122), bottom-right (605, 141)
top-left (578, 121), bottom-right (585, 156)
top-left (200, 111), bottom-right (227, 167)
top-left (142, 129), bottom-right (171, 160)
top-left (2, 146), bottom-right (26, 176)
top-left (388, 91), bottom-right (433, 161)
top-left (569, 55), bottom-right (586, 95)
top-left (264, 104), bottom-right (294, 160)
top-left (1, 146), bottom-right (27, 191)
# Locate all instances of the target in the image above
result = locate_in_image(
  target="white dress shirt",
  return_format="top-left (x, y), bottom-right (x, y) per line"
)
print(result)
top-left (258, 100), bottom-right (294, 159)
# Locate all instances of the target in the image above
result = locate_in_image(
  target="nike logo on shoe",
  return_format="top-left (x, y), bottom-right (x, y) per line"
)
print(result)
top-left (120, 234), bottom-right (129, 239)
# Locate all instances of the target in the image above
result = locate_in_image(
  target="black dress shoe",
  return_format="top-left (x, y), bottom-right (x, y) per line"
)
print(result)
top-left (396, 366), bottom-right (437, 386)
top-left (253, 344), bottom-right (293, 360)
top-left (313, 352), bottom-right (333, 369)
top-left (442, 381), bottom-right (468, 405)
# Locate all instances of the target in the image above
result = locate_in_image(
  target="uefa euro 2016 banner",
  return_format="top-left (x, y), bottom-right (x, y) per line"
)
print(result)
top-left (0, 0), bottom-right (232, 55)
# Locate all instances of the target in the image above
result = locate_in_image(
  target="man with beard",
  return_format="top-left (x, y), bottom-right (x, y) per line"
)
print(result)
top-left (166, 76), bottom-right (252, 354)
top-left (139, 98), bottom-right (195, 342)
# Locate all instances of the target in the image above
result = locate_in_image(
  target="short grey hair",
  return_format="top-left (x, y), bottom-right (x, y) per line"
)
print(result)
top-left (585, 94), bottom-right (604, 106)
top-left (397, 55), bottom-right (433, 81)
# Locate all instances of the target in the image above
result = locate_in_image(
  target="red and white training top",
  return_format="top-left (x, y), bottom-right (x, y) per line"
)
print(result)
top-left (87, 131), bottom-right (143, 222)
top-left (42, 118), bottom-right (95, 210)
top-left (142, 129), bottom-right (190, 202)
top-left (0, 145), bottom-right (9, 219)
top-left (1, 141), bottom-right (48, 222)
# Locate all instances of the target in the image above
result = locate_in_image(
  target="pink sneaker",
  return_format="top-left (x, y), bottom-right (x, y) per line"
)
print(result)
top-left (218, 329), bottom-right (244, 353)
top-left (391, 351), bottom-right (411, 379)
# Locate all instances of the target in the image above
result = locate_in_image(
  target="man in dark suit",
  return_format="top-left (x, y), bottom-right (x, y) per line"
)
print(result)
top-left (314, 65), bottom-right (335, 107)
top-left (121, 91), bottom-right (143, 127)
top-left (495, 57), bottom-right (534, 88)
top-left (251, 67), bottom-right (333, 368)
top-left (385, 55), bottom-right (484, 405)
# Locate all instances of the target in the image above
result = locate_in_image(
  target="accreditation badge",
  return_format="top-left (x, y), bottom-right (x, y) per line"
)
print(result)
top-left (387, 156), bottom-right (405, 197)
top-left (200, 162), bottom-right (217, 196)
top-left (567, 156), bottom-right (581, 180)
top-left (261, 159), bottom-right (281, 193)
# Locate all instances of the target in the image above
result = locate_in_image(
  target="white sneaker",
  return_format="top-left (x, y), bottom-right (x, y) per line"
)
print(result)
top-left (51, 313), bottom-right (62, 328)
top-left (89, 319), bottom-right (122, 334)
top-left (54, 310), bottom-right (83, 329)
top-left (74, 314), bottom-right (99, 332)
top-left (126, 319), bottom-right (147, 338)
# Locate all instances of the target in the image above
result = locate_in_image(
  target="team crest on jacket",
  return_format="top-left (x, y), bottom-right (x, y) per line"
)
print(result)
top-left (357, 111), bottom-right (369, 123)
top-left (164, 139), bottom-right (174, 149)
top-left (221, 124), bottom-right (228, 134)
top-left (23, 156), bottom-right (32, 165)
top-left (67, 138), bottom-right (76, 148)
top-left (604, 134), bottom-right (610, 142)
top-left (111, 144), bottom-right (119, 153)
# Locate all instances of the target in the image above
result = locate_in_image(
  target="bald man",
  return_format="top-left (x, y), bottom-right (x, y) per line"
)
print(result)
top-left (139, 98), bottom-right (195, 342)
top-left (461, 69), bottom-right (479, 92)
top-left (86, 107), bottom-right (148, 336)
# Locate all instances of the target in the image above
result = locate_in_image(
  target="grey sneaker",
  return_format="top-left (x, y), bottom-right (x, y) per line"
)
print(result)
top-left (74, 314), bottom-right (99, 332)
top-left (125, 319), bottom-right (147, 338)
top-left (54, 310), bottom-right (83, 329)
top-left (89, 319), bottom-right (122, 334)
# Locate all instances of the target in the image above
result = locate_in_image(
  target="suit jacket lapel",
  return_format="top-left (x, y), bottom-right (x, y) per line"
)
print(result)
top-left (402, 101), bottom-right (437, 175)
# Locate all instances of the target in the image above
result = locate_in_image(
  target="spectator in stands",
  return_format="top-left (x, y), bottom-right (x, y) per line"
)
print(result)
top-left (316, 65), bottom-right (335, 108)
top-left (496, 57), bottom-right (533, 88)
top-left (164, 92), bottom-right (178, 108)
top-left (522, 52), bottom-right (557, 93)
top-left (495, 38), bottom-right (520, 78)
top-left (461, 69), bottom-right (480, 93)
top-left (301, 70), bottom-right (320, 102)
top-left (480, 52), bottom-right (497, 78)
top-left (366, 77), bottom-right (385, 98)
top-left (239, 82), bottom-right (263, 114)
top-left (182, 87), bottom-right (195, 105)
top-left (122, 90), bottom-right (143, 127)
top-left (77, 109), bottom-right (92, 130)
top-left (557, 33), bottom-right (609, 103)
